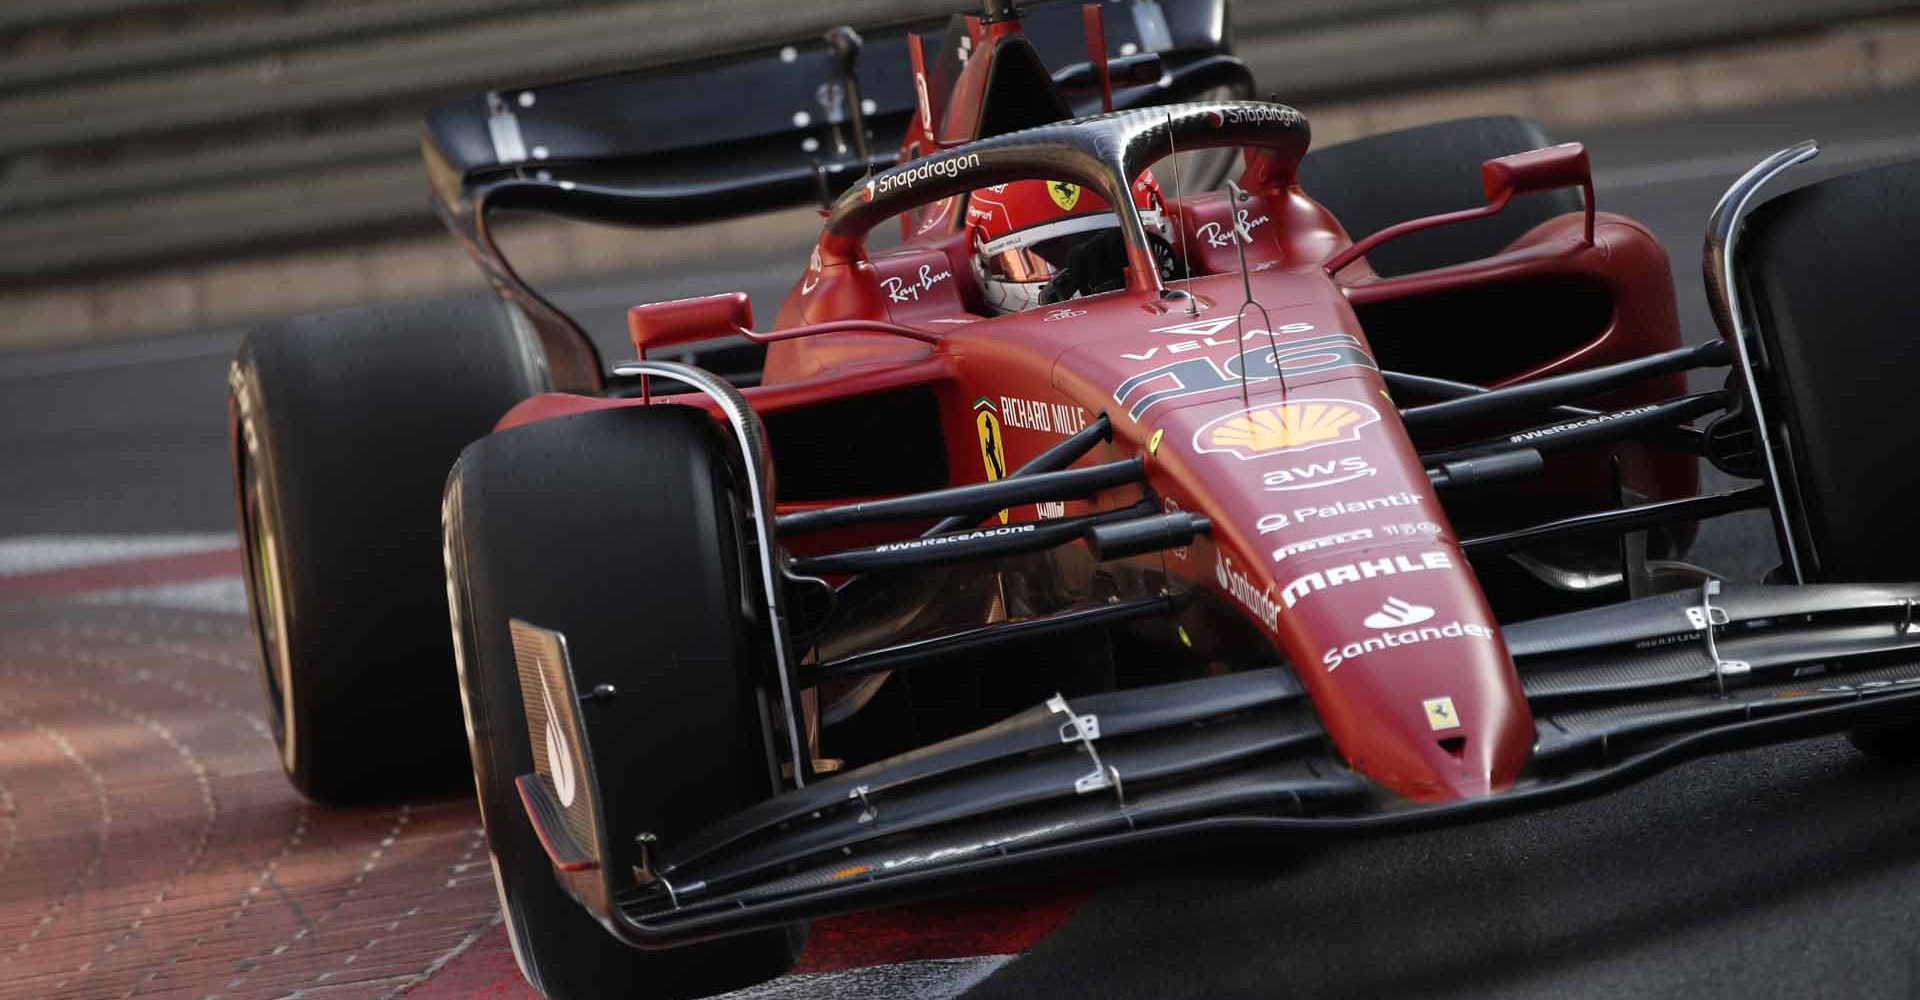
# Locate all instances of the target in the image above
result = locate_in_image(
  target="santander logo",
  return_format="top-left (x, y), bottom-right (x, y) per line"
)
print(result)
top-left (1362, 597), bottom-right (1434, 630)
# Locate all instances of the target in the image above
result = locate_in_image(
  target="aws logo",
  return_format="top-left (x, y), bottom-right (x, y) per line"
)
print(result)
top-left (1263, 457), bottom-right (1378, 492)
top-left (1194, 399), bottom-right (1380, 460)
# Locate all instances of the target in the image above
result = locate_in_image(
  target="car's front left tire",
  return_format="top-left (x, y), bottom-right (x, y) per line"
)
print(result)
top-left (442, 404), bottom-right (805, 1000)
top-left (1739, 155), bottom-right (1920, 761)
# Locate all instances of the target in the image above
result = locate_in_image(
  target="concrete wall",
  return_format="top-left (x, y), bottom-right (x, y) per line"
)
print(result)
top-left (2, 0), bottom-right (1917, 349)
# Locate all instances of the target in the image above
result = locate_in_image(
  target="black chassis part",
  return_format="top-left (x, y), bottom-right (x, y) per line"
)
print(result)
top-left (527, 671), bottom-right (1920, 948)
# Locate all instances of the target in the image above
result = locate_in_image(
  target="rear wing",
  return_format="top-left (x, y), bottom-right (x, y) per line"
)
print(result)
top-left (422, 0), bottom-right (1243, 228)
top-left (420, 0), bottom-right (1250, 393)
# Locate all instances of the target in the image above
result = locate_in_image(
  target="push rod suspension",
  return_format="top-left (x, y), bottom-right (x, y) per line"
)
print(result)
top-left (1420, 391), bottom-right (1726, 467)
top-left (1397, 339), bottom-right (1729, 433)
top-left (1461, 486), bottom-right (1768, 557)
top-left (776, 457), bottom-right (1144, 536)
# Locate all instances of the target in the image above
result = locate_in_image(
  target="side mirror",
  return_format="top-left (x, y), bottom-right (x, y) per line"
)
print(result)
top-left (1325, 142), bottom-right (1595, 277)
top-left (628, 292), bottom-right (753, 356)
top-left (1482, 142), bottom-right (1591, 201)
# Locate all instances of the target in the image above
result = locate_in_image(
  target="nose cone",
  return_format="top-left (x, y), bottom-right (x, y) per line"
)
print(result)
top-left (1254, 541), bottom-right (1535, 802)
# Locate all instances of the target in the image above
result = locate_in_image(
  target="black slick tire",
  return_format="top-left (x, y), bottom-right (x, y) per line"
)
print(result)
top-left (442, 404), bottom-right (804, 1000)
top-left (229, 297), bottom-right (551, 802)
top-left (1739, 156), bottom-right (1920, 762)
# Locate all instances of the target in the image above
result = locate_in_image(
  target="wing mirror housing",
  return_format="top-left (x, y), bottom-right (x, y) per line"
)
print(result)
top-left (628, 292), bottom-right (753, 357)
top-left (1325, 142), bottom-right (1595, 277)
top-left (1483, 142), bottom-right (1592, 204)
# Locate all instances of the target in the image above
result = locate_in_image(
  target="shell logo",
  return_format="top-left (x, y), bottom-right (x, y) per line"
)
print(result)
top-left (1193, 399), bottom-right (1381, 460)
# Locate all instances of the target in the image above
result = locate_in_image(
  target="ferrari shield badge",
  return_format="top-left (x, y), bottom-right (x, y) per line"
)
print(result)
top-left (1423, 696), bottom-right (1462, 732)
top-left (1048, 181), bottom-right (1081, 211)
top-left (974, 397), bottom-right (1010, 524)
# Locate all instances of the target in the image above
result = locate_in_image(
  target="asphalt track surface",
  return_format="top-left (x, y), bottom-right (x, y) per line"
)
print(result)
top-left (3, 87), bottom-right (1920, 1000)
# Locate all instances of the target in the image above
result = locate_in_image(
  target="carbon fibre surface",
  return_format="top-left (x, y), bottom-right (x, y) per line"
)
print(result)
top-left (683, 704), bottom-right (1326, 888)
top-left (1504, 582), bottom-right (1920, 657)
top-left (1534, 659), bottom-right (1920, 763)
top-left (660, 667), bottom-right (1304, 873)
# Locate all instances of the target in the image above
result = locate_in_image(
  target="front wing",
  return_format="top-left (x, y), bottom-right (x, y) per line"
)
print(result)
top-left (512, 583), bottom-right (1920, 948)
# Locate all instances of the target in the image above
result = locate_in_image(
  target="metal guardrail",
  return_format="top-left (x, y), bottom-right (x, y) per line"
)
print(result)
top-left (0, 0), bottom-right (1913, 285)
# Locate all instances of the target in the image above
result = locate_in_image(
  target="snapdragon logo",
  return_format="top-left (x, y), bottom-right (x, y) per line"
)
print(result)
top-left (864, 152), bottom-right (982, 202)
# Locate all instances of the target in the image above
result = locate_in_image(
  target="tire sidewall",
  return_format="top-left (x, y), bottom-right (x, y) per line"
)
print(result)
top-left (444, 407), bottom-right (803, 1000)
top-left (228, 297), bottom-right (551, 802)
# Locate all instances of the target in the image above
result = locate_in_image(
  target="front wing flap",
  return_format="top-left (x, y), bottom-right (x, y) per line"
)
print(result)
top-left (509, 585), bottom-right (1920, 947)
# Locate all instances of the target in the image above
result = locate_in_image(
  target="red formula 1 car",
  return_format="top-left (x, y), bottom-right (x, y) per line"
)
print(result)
top-left (227, 1), bottom-right (1920, 997)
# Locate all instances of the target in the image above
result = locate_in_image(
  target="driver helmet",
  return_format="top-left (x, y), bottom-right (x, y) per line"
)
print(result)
top-left (967, 173), bottom-right (1170, 314)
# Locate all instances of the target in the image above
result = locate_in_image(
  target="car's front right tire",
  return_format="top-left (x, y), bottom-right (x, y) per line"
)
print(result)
top-left (443, 404), bottom-right (805, 1000)
top-left (230, 297), bottom-right (550, 802)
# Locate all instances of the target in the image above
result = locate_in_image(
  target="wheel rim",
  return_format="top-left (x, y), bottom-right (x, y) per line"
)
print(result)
top-left (240, 438), bottom-right (297, 771)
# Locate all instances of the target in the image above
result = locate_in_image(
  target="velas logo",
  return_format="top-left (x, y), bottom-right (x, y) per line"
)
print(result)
top-left (1113, 334), bottom-right (1377, 418)
top-left (1049, 181), bottom-right (1081, 211)
top-left (536, 667), bottom-right (577, 808)
top-left (1363, 596), bottom-right (1434, 630)
top-left (1149, 316), bottom-right (1314, 339)
top-left (1195, 399), bottom-right (1381, 460)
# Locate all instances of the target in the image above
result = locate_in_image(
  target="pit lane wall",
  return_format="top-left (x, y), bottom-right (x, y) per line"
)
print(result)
top-left (2, 0), bottom-right (1917, 350)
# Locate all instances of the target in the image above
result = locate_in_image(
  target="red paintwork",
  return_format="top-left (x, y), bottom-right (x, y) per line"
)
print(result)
top-left (494, 10), bottom-right (1690, 803)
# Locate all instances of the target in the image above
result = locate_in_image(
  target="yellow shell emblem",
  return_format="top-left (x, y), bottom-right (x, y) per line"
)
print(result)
top-left (1048, 181), bottom-right (1081, 211)
top-left (1193, 399), bottom-right (1381, 460)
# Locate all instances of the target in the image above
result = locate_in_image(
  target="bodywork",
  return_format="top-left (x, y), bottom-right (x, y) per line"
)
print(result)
top-left (419, 0), bottom-right (1920, 952)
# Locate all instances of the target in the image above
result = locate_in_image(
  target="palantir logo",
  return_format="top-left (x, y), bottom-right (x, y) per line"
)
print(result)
top-left (537, 668), bottom-right (577, 808)
top-left (1363, 597), bottom-right (1434, 630)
